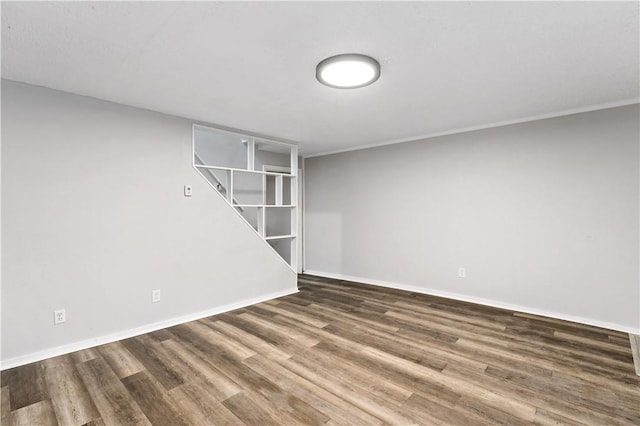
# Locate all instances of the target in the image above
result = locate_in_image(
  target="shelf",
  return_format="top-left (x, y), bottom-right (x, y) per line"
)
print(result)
top-left (264, 234), bottom-right (296, 241)
top-left (194, 164), bottom-right (294, 177)
top-left (234, 204), bottom-right (295, 208)
top-left (193, 123), bottom-right (299, 271)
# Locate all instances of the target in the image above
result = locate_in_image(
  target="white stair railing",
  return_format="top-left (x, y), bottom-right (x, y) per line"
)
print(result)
top-left (192, 124), bottom-right (298, 271)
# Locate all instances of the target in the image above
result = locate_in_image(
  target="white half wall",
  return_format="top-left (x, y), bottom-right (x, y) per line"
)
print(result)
top-left (1, 80), bottom-right (297, 367)
top-left (305, 104), bottom-right (640, 333)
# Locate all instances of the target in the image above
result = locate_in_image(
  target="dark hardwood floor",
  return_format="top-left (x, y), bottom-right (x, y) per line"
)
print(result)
top-left (2, 274), bottom-right (639, 425)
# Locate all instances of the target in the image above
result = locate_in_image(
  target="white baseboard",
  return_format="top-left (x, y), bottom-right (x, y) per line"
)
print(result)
top-left (0, 287), bottom-right (298, 371)
top-left (303, 270), bottom-right (640, 335)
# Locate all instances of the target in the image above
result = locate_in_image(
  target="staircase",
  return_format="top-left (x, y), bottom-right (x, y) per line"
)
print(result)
top-left (192, 124), bottom-right (299, 271)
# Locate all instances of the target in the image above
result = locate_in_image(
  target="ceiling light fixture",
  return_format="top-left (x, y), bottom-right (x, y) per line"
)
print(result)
top-left (316, 54), bottom-right (380, 89)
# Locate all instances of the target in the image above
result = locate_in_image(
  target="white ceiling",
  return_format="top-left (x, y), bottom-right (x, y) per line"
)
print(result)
top-left (2, 2), bottom-right (638, 156)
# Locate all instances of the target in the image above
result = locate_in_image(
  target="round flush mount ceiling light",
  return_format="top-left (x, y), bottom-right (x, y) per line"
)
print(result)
top-left (316, 54), bottom-right (380, 89)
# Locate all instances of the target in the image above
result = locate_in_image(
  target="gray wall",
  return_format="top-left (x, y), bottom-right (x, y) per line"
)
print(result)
top-left (1, 80), bottom-right (296, 364)
top-left (305, 105), bottom-right (639, 332)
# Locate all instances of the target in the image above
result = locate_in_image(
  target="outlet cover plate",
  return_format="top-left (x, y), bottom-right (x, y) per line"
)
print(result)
top-left (54, 309), bottom-right (66, 325)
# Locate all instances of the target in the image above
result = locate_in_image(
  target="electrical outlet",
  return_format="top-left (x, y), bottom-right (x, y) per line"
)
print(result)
top-left (458, 267), bottom-right (466, 278)
top-left (54, 309), bottom-right (66, 325)
top-left (152, 289), bottom-right (161, 303)
top-left (184, 185), bottom-right (192, 197)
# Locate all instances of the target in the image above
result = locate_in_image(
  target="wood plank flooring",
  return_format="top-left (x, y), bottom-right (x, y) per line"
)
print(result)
top-left (2, 274), bottom-right (639, 425)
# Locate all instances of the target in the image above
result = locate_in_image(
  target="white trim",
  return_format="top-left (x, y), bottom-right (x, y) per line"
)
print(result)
top-left (235, 205), bottom-right (295, 208)
top-left (303, 99), bottom-right (640, 158)
top-left (195, 165), bottom-right (292, 177)
top-left (297, 166), bottom-right (304, 274)
top-left (264, 234), bottom-right (295, 241)
top-left (263, 165), bottom-right (291, 174)
top-left (246, 138), bottom-right (255, 171)
top-left (302, 158), bottom-right (306, 272)
top-left (303, 270), bottom-right (640, 335)
top-left (0, 288), bottom-right (298, 371)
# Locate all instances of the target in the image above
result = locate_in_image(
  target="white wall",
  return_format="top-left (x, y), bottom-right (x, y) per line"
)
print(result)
top-left (305, 105), bottom-right (640, 333)
top-left (1, 80), bottom-right (297, 367)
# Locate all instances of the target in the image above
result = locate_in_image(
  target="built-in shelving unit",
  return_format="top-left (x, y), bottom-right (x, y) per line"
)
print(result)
top-left (192, 124), bottom-right (298, 270)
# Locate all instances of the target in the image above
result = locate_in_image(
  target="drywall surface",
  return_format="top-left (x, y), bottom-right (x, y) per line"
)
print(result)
top-left (1, 80), bottom-right (296, 365)
top-left (305, 105), bottom-right (640, 332)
